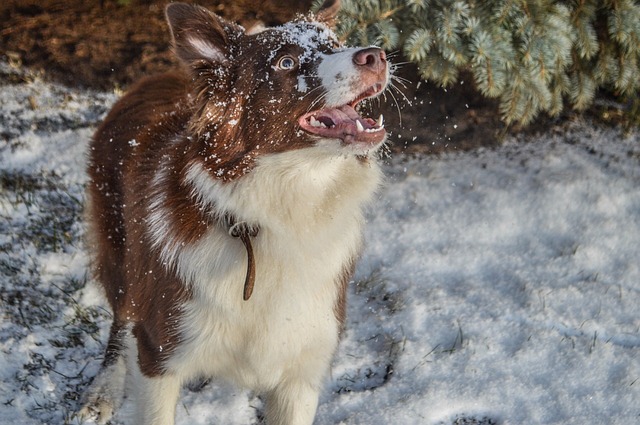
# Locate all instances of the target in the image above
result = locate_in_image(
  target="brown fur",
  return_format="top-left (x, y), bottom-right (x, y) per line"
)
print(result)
top-left (86, 19), bottom-right (348, 374)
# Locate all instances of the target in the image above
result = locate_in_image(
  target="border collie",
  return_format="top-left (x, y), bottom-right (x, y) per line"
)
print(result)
top-left (79, 1), bottom-right (389, 423)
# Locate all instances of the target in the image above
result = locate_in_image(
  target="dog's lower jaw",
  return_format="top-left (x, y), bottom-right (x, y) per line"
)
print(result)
top-left (309, 137), bottom-right (385, 161)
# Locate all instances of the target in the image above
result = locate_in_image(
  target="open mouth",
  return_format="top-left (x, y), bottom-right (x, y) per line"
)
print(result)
top-left (298, 83), bottom-right (386, 146)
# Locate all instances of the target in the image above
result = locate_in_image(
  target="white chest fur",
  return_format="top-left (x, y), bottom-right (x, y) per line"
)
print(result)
top-left (162, 148), bottom-right (382, 390)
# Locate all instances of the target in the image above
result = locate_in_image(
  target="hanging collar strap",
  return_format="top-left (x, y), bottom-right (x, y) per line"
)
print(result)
top-left (226, 214), bottom-right (259, 301)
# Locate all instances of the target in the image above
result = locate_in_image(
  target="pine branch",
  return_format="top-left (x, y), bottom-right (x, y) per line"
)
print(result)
top-left (335, 0), bottom-right (640, 126)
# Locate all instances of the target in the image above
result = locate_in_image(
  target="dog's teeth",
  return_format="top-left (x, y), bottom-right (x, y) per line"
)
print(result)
top-left (310, 116), bottom-right (321, 127)
top-left (310, 116), bottom-right (329, 128)
top-left (365, 126), bottom-right (384, 133)
top-left (376, 114), bottom-right (384, 128)
top-left (356, 120), bottom-right (364, 132)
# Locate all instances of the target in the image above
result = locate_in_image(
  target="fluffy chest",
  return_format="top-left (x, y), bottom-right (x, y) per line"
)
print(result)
top-left (166, 212), bottom-right (360, 389)
top-left (160, 150), bottom-right (382, 388)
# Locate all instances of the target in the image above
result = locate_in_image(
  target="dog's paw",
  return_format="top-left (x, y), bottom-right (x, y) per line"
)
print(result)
top-left (77, 359), bottom-right (126, 424)
top-left (76, 394), bottom-right (116, 424)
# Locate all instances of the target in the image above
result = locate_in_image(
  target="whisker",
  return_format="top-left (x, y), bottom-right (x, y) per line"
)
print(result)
top-left (301, 84), bottom-right (327, 111)
top-left (392, 73), bottom-right (411, 82)
top-left (307, 91), bottom-right (328, 113)
top-left (386, 50), bottom-right (402, 59)
top-left (390, 81), bottom-right (412, 107)
top-left (391, 75), bottom-right (411, 89)
top-left (385, 86), bottom-right (404, 127)
top-left (301, 85), bottom-right (324, 100)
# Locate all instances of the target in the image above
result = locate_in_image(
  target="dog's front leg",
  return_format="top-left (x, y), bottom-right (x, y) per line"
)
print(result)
top-left (127, 334), bottom-right (181, 425)
top-left (132, 371), bottom-right (181, 425)
top-left (264, 380), bottom-right (320, 425)
top-left (77, 321), bottom-right (128, 424)
top-left (77, 355), bottom-right (126, 424)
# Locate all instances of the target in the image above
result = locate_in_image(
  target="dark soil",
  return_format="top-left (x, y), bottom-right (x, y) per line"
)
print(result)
top-left (0, 0), bottom-right (541, 154)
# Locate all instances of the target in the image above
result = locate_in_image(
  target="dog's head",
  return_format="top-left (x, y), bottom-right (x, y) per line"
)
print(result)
top-left (166, 1), bottom-right (390, 179)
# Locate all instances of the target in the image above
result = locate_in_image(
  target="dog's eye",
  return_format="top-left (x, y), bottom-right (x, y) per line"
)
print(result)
top-left (276, 56), bottom-right (297, 70)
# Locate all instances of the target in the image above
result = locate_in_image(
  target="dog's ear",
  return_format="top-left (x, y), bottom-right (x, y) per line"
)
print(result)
top-left (316, 0), bottom-right (341, 28)
top-left (165, 3), bottom-right (243, 65)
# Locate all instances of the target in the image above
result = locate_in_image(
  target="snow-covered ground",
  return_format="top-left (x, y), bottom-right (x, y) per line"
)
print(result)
top-left (1, 66), bottom-right (639, 425)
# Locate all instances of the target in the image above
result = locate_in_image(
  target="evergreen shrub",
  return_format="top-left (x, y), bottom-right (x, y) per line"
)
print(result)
top-left (330, 0), bottom-right (640, 125)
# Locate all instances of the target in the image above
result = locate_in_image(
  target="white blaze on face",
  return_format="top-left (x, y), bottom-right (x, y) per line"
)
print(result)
top-left (317, 48), bottom-right (363, 107)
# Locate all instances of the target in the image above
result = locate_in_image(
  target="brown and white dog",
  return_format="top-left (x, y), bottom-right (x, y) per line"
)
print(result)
top-left (80, 1), bottom-right (389, 424)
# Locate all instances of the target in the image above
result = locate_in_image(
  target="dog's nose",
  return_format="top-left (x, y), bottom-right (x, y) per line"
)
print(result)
top-left (353, 47), bottom-right (387, 74)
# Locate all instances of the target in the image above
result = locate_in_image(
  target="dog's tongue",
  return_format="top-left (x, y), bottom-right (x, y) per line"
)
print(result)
top-left (299, 105), bottom-right (385, 145)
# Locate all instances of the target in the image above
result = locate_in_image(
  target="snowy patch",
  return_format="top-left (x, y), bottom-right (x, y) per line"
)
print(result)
top-left (266, 20), bottom-right (339, 65)
top-left (1, 67), bottom-right (639, 424)
top-left (297, 75), bottom-right (309, 93)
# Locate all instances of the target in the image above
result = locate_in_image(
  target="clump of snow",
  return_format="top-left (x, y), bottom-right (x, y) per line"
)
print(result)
top-left (297, 75), bottom-right (309, 93)
top-left (1, 65), bottom-right (639, 425)
top-left (262, 19), bottom-right (339, 65)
